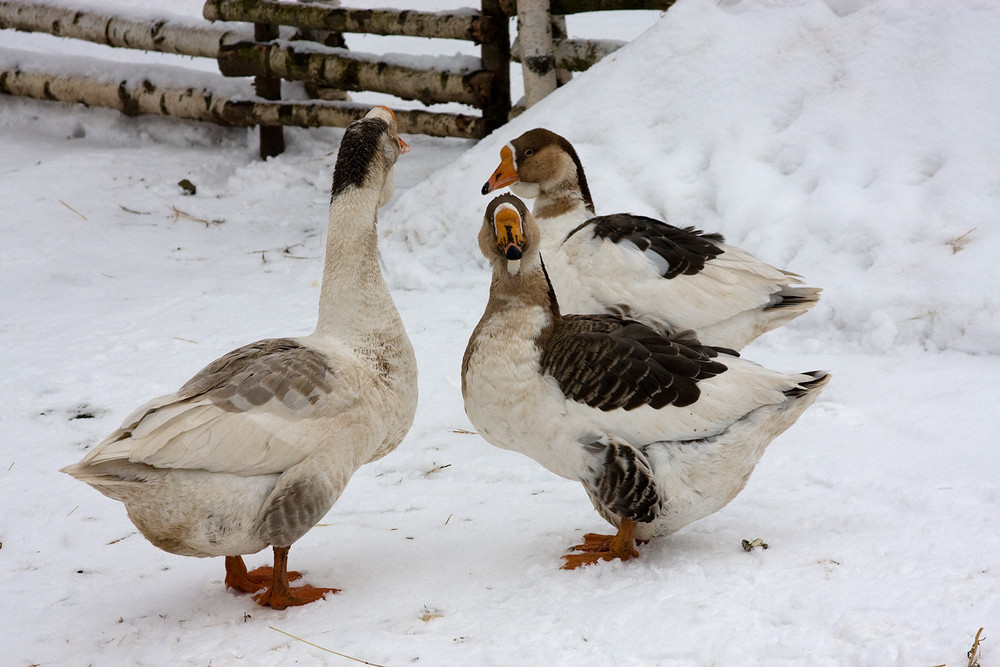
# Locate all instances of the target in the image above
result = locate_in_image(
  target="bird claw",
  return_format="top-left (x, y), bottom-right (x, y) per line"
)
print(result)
top-left (252, 584), bottom-right (339, 610)
top-left (562, 528), bottom-right (640, 569)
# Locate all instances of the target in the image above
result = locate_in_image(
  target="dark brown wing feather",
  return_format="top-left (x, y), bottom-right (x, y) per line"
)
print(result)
top-left (539, 315), bottom-right (728, 411)
top-left (568, 214), bottom-right (725, 279)
top-left (582, 436), bottom-right (662, 523)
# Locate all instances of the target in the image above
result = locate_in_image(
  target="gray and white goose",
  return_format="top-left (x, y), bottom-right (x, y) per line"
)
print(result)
top-left (462, 194), bottom-right (829, 568)
top-left (62, 107), bottom-right (417, 609)
top-left (482, 128), bottom-right (820, 350)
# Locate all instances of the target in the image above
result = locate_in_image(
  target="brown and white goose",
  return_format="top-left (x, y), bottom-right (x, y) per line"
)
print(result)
top-left (62, 107), bottom-right (417, 609)
top-left (462, 194), bottom-right (829, 568)
top-left (482, 128), bottom-right (820, 350)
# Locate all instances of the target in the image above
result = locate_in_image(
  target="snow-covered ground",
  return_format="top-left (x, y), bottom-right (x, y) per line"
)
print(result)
top-left (2, 1), bottom-right (997, 665)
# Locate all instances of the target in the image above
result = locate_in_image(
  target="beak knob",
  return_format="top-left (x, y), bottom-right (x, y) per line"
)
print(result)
top-left (504, 246), bottom-right (523, 261)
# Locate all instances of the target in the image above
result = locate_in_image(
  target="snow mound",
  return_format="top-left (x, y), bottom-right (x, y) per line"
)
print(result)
top-left (380, 0), bottom-right (1000, 353)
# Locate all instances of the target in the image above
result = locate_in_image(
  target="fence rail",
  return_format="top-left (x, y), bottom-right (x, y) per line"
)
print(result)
top-left (0, 0), bottom-right (666, 156)
top-left (0, 1), bottom-right (246, 58)
top-left (204, 0), bottom-right (497, 42)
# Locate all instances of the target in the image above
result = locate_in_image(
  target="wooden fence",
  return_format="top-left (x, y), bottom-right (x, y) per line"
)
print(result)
top-left (0, 0), bottom-right (672, 157)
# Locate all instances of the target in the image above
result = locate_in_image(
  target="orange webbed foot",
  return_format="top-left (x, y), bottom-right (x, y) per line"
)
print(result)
top-left (253, 584), bottom-right (340, 610)
top-left (225, 556), bottom-right (301, 594)
top-left (561, 519), bottom-right (641, 570)
top-left (244, 546), bottom-right (340, 610)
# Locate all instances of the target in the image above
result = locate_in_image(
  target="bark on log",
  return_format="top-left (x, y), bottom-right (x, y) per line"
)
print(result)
top-left (0, 67), bottom-right (231, 123)
top-left (221, 100), bottom-right (485, 138)
top-left (511, 36), bottom-right (625, 72)
top-left (0, 67), bottom-right (484, 138)
top-left (204, 0), bottom-right (495, 43)
top-left (549, 0), bottom-right (675, 13)
top-left (517, 0), bottom-right (557, 107)
top-left (478, 0), bottom-right (510, 132)
top-left (0, 0), bottom-right (247, 58)
top-left (253, 22), bottom-right (284, 159)
top-left (218, 40), bottom-right (490, 107)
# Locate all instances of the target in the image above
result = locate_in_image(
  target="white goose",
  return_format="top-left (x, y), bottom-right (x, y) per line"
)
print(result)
top-left (462, 194), bottom-right (829, 568)
top-left (62, 107), bottom-right (417, 609)
top-left (482, 128), bottom-right (820, 350)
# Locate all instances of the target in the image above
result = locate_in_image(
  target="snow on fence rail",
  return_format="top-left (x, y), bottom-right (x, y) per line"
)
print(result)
top-left (0, 0), bottom-right (672, 157)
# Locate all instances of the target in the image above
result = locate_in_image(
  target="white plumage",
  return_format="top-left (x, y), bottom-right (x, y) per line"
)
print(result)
top-left (463, 194), bottom-right (829, 567)
top-left (482, 128), bottom-right (820, 349)
top-left (62, 106), bottom-right (417, 608)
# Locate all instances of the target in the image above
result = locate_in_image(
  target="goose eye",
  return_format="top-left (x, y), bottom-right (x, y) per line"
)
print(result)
top-left (524, 148), bottom-right (535, 157)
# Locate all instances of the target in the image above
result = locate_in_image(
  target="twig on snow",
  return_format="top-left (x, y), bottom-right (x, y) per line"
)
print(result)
top-left (171, 206), bottom-right (223, 227)
top-left (968, 627), bottom-right (984, 667)
top-left (269, 626), bottom-right (386, 667)
top-left (59, 199), bottom-right (87, 221)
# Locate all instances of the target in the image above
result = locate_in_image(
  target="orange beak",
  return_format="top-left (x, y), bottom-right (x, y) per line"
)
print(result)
top-left (375, 106), bottom-right (409, 154)
top-left (494, 206), bottom-right (525, 260)
top-left (481, 145), bottom-right (519, 195)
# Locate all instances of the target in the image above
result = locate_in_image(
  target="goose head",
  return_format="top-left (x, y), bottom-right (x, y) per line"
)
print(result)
top-left (481, 128), bottom-right (594, 214)
top-left (331, 106), bottom-right (410, 208)
top-left (480, 193), bottom-right (541, 277)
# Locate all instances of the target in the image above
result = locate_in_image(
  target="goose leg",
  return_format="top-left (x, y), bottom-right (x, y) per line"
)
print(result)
top-left (562, 518), bottom-right (640, 569)
top-left (251, 546), bottom-right (339, 609)
top-left (224, 555), bottom-right (301, 594)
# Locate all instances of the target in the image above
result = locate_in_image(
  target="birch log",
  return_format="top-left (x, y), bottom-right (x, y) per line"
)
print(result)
top-left (0, 68), bottom-right (231, 122)
top-left (204, 0), bottom-right (494, 42)
top-left (218, 40), bottom-right (491, 107)
top-left (511, 36), bottom-right (625, 72)
top-left (548, 0), bottom-right (674, 12)
top-left (516, 0), bottom-right (557, 107)
top-left (0, 67), bottom-right (484, 138)
top-left (221, 100), bottom-right (486, 138)
top-left (0, 1), bottom-right (247, 58)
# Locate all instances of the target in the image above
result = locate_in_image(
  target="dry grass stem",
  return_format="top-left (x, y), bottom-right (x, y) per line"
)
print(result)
top-left (171, 206), bottom-right (223, 227)
top-left (948, 227), bottom-right (977, 254)
top-left (269, 626), bottom-right (386, 667)
top-left (59, 200), bottom-right (87, 221)
top-left (967, 627), bottom-right (984, 667)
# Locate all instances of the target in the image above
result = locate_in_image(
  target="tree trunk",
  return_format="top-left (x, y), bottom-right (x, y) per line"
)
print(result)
top-left (0, 0), bottom-right (247, 58)
top-left (217, 40), bottom-right (490, 108)
top-left (517, 0), bottom-right (557, 107)
top-left (204, 0), bottom-right (494, 42)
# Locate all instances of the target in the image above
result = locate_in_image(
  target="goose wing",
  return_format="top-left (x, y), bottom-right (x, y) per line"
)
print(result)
top-left (80, 338), bottom-right (358, 476)
top-left (539, 315), bottom-right (730, 412)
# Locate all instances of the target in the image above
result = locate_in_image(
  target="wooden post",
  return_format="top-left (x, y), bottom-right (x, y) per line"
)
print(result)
top-left (480, 0), bottom-right (511, 132)
top-left (517, 0), bottom-right (557, 107)
top-left (253, 21), bottom-right (284, 159)
top-left (551, 14), bottom-right (572, 87)
top-left (294, 0), bottom-right (348, 101)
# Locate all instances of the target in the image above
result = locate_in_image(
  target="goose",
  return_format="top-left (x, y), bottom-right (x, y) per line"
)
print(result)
top-left (61, 106), bottom-right (418, 609)
top-left (481, 128), bottom-right (820, 350)
top-left (462, 194), bottom-right (829, 568)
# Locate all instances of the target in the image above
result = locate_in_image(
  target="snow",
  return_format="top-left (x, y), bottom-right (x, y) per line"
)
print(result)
top-left (1, 0), bottom-right (997, 665)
